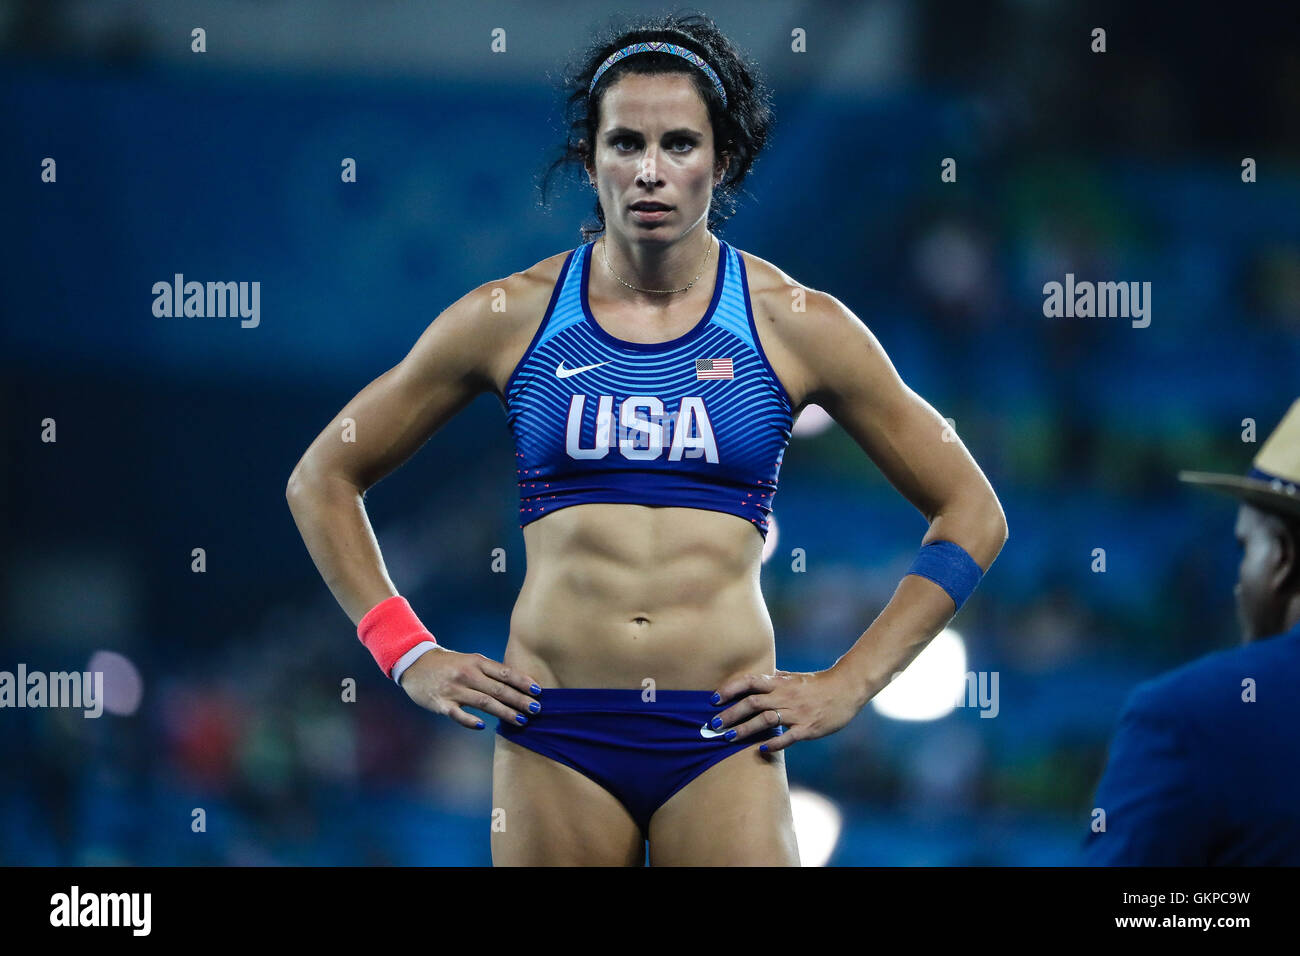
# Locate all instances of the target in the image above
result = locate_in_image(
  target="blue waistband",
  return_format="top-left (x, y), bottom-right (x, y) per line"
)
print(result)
top-left (528, 688), bottom-right (718, 713)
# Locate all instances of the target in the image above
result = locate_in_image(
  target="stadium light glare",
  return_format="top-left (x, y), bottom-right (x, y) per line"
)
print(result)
top-left (87, 650), bottom-right (144, 717)
top-left (790, 786), bottom-right (842, 866)
top-left (869, 628), bottom-right (967, 721)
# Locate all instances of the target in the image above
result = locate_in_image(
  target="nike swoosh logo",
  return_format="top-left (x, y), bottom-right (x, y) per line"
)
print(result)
top-left (700, 723), bottom-right (725, 739)
top-left (556, 360), bottom-right (610, 379)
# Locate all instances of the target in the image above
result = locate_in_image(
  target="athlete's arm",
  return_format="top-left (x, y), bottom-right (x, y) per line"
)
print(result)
top-left (286, 276), bottom-right (543, 727)
top-left (790, 289), bottom-right (1008, 699)
top-left (286, 279), bottom-right (503, 622)
top-left (708, 288), bottom-right (1008, 748)
top-left (798, 292), bottom-right (1007, 559)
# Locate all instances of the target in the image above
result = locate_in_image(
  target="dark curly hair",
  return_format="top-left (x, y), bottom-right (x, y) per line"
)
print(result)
top-left (538, 11), bottom-right (775, 243)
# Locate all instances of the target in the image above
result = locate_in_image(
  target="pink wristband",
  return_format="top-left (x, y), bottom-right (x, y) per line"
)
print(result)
top-left (357, 595), bottom-right (437, 679)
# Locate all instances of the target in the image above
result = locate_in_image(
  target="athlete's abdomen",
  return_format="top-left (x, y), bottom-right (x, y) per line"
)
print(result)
top-left (504, 503), bottom-right (776, 689)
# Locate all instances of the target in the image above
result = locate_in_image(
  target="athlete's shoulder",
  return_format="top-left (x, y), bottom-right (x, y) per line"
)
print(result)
top-left (733, 245), bottom-right (796, 299)
top-left (733, 244), bottom-right (852, 376)
top-left (733, 244), bottom-right (839, 324)
top-left (468, 246), bottom-right (575, 316)
top-left (476, 246), bottom-right (582, 395)
top-left (507, 246), bottom-right (579, 299)
top-left (460, 246), bottom-right (578, 340)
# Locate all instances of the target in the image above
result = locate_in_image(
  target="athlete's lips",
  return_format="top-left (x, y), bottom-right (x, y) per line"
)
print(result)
top-left (629, 202), bottom-right (673, 211)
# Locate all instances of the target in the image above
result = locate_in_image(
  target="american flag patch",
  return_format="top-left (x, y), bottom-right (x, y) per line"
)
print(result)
top-left (695, 357), bottom-right (734, 380)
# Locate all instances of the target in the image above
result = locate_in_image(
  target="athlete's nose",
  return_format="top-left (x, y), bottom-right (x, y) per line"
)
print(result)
top-left (637, 148), bottom-right (659, 187)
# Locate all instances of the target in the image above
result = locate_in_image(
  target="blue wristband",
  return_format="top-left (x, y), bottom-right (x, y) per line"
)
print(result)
top-left (905, 540), bottom-right (983, 612)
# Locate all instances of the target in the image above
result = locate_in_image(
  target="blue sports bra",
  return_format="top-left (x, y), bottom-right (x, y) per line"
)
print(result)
top-left (502, 237), bottom-right (795, 537)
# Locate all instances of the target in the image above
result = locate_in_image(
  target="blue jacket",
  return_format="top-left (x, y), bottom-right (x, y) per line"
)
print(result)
top-left (1081, 618), bottom-right (1300, 865)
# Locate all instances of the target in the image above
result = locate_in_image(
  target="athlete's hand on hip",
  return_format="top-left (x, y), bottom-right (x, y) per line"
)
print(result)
top-left (708, 667), bottom-right (861, 754)
top-left (398, 647), bottom-right (543, 730)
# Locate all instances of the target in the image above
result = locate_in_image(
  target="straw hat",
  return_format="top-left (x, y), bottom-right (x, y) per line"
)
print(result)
top-left (1178, 398), bottom-right (1300, 520)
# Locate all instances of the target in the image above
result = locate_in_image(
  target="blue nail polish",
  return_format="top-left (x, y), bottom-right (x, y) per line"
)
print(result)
top-left (724, 729), bottom-right (737, 741)
top-left (760, 744), bottom-right (768, 752)
top-left (529, 701), bottom-right (541, 713)
top-left (530, 683), bottom-right (541, 695)
top-left (515, 714), bottom-right (527, 725)
top-left (710, 716), bottom-right (723, 729)
top-left (711, 692), bottom-right (721, 705)
top-left (476, 720), bottom-right (485, 729)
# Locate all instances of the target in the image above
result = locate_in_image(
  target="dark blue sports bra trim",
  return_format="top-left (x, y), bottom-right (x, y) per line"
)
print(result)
top-left (580, 237), bottom-right (728, 353)
top-left (735, 250), bottom-right (796, 414)
top-left (502, 246), bottom-right (579, 401)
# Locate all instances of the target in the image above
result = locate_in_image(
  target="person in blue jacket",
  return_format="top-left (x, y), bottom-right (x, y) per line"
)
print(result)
top-left (1082, 398), bottom-right (1300, 865)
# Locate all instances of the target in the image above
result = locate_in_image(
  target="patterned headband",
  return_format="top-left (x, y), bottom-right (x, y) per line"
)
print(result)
top-left (588, 41), bottom-right (727, 106)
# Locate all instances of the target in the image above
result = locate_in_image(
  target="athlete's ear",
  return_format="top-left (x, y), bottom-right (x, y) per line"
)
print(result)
top-left (579, 138), bottom-right (595, 185)
top-left (714, 149), bottom-right (730, 185)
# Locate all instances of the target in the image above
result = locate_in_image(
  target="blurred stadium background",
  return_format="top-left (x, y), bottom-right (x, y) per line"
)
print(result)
top-left (3, 0), bottom-right (1299, 865)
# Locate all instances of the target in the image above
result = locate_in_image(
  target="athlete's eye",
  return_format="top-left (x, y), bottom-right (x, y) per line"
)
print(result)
top-left (611, 137), bottom-right (696, 153)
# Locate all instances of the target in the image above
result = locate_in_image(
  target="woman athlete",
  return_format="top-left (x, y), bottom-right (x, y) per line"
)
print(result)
top-left (287, 13), bottom-right (1007, 866)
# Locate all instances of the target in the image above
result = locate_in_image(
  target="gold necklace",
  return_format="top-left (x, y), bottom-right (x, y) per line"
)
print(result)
top-left (600, 234), bottom-right (714, 295)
